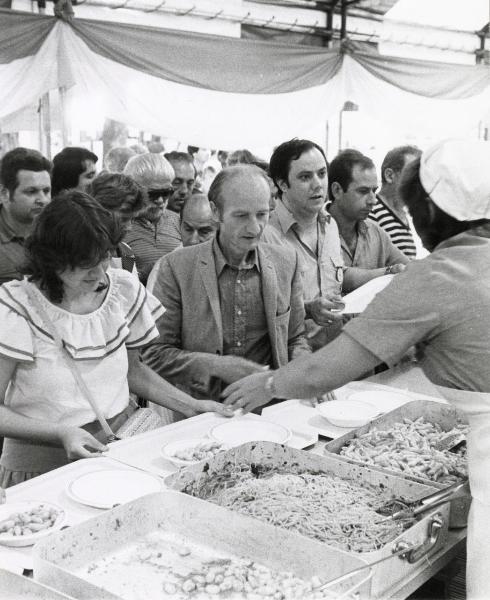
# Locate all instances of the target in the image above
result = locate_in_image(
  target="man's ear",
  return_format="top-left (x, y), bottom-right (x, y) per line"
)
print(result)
top-left (210, 200), bottom-right (220, 222)
top-left (384, 168), bottom-right (396, 185)
top-left (330, 181), bottom-right (343, 202)
top-left (277, 178), bottom-right (289, 195)
top-left (0, 185), bottom-right (9, 204)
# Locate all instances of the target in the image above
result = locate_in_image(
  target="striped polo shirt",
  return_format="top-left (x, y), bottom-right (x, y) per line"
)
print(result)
top-left (124, 210), bottom-right (182, 285)
top-left (369, 195), bottom-right (416, 259)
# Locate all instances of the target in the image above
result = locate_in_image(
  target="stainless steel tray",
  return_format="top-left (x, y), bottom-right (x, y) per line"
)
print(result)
top-left (0, 568), bottom-right (75, 600)
top-left (324, 400), bottom-right (470, 528)
top-left (165, 441), bottom-right (451, 599)
top-left (33, 491), bottom-right (370, 600)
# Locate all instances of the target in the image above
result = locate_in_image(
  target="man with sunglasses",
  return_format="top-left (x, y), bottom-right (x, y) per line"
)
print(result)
top-left (123, 153), bottom-right (182, 284)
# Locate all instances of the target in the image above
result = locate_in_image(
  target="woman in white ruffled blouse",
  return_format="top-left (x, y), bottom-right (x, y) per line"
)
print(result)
top-left (0, 191), bottom-right (231, 486)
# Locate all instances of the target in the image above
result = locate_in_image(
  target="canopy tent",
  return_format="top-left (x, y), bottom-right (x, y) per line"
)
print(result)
top-left (1, 8), bottom-right (490, 149)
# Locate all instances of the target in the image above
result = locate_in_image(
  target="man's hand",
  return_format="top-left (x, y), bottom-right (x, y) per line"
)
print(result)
top-left (388, 263), bottom-right (407, 275)
top-left (306, 296), bottom-right (345, 327)
top-left (222, 371), bottom-right (272, 413)
top-left (58, 426), bottom-right (107, 460)
top-left (213, 356), bottom-right (268, 385)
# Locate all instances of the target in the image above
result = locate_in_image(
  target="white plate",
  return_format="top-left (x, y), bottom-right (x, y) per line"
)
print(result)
top-left (66, 469), bottom-right (162, 509)
top-left (347, 390), bottom-right (413, 414)
top-left (209, 418), bottom-right (292, 446)
top-left (0, 501), bottom-right (65, 547)
top-left (161, 438), bottom-right (227, 467)
top-left (316, 400), bottom-right (380, 428)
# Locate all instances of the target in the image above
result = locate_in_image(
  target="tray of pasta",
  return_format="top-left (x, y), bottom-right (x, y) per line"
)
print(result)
top-left (165, 441), bottom-right (451, 599)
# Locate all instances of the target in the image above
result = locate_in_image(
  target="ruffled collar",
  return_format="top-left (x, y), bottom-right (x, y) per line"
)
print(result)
top-left (0, 269), bottom-right (145, 360)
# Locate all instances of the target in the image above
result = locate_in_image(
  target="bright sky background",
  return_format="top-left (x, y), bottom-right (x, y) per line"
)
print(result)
top-left (386, 0), bottom-right (490, 30)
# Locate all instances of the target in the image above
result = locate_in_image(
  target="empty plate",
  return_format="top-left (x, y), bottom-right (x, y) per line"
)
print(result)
top-left (209, 418), bottom-right (291, 446)
top-left (348, 390), bottom-right (413, 414)
top-left (66, 469), bottom-right (162, 509)
top-left (316, 400), bottom-right (379, 428)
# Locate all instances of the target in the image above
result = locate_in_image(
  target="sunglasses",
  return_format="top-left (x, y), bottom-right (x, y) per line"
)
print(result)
top-left (147, 187), bottom-right (174, 202)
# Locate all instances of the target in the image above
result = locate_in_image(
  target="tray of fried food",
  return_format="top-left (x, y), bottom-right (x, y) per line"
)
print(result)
top-left (324, 400), bottom-right (470, 527)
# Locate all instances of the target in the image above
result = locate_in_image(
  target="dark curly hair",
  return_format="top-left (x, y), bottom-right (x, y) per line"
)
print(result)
top-left (23, 190), bottom-right (123, 303)
top-left (88, 172), bottom-right (147, 217)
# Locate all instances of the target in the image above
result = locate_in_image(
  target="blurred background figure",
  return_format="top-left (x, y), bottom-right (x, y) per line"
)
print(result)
top-left (187, 146), bottom-right (211, 193)
top-left (89, 172), bottom-right (147, 274)
top-left (227, 149), bottom-right (269, 172)
top-left (104, 146), bottom-right (136, 174)
top-left (123, 153), bottom-right (181, 284)
top-left (51, 147), bottom-right (98, 196)
top-left (164, 152), bottom-right (196, 214)
top-left (147, 141), bottom-right (165, 154)
top-left (217, 150), bottom-right (229, 169)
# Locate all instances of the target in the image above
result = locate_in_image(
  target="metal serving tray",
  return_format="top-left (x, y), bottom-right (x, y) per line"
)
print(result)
top-left (324, 400), bottom-right (470, 528)
top-left (0, 568), bottom-right (75, 600)
top-left (33, 491), bottom-right (369, 600)
top-left (165, 441), bottom-right (451, 599)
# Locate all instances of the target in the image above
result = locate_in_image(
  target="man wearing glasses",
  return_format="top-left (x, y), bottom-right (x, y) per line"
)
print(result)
top-left (123, 153), bottom-right (182, 284)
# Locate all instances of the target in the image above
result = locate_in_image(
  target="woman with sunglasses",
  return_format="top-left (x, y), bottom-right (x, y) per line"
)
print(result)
top-left (123, 154), bottom-right (182, 284)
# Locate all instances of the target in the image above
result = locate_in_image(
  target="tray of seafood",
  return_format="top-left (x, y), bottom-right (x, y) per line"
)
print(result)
top-left (324, 400), bottom-right (470, 527)
top-left (165, 442), bottom-right (451, 599)
top-left (33, 491), bottom-right (370, 600)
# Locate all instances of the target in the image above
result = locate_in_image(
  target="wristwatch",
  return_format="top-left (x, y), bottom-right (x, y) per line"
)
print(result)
top-left (385, 265), bottom-right (395, 275)
top-left (264, 374), bottom-right (278, 400)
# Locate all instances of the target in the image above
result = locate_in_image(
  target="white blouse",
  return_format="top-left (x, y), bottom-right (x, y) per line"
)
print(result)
top-left (0, 268), bottom-right (165, 427)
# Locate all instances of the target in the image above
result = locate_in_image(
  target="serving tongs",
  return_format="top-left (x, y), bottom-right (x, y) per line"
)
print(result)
top-left (378, 479), bottom-right (470, 522)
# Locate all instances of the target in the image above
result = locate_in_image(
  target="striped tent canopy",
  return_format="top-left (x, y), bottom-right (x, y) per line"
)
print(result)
top-left (1, 8), bottom-right (490, 148)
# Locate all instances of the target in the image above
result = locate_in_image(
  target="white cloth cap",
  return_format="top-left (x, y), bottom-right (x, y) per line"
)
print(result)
top-left (419, 139), bottom-right (490, 221)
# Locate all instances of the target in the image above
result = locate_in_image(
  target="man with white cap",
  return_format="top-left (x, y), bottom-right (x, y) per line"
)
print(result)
top-left (222, 139), bottom-right (490, 598)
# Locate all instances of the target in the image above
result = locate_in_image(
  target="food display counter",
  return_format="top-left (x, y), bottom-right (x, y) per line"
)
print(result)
top-left (0, 364), bottom-right (467, 599)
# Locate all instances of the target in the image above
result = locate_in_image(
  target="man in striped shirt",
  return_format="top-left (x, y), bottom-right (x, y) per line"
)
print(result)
top-left (369, 145), bottom-right (421, 259)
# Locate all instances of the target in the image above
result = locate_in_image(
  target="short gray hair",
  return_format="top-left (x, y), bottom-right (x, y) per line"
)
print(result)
top-left (208, 165), bottom-right (269, 214)
top-left (123, 153), bottom-right (174, 187)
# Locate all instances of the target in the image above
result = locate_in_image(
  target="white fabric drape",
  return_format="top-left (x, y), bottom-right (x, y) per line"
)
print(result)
top-left (59, 24), bottom-right (346, 149)
top-left (1, 18), bottom-right (490, 148)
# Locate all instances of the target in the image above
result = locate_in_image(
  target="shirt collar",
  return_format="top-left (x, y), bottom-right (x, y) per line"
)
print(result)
top-left (213, 236), bottom-right (260, 276)
top-left (0, 205), bottom-right (24, 243)
top-left (357, 220), bottom-right (368, 236)
top-left (275, 200), bottom-right (331, 233)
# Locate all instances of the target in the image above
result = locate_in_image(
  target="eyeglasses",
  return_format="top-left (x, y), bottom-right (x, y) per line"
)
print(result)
top-left (147, 187), bottom-right (174, 202)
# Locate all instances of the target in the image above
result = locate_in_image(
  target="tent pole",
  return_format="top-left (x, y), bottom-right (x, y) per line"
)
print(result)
top-left (59, 86), bottom-right (69, 147)
top-left (39, 93), bottom-right (52, 159)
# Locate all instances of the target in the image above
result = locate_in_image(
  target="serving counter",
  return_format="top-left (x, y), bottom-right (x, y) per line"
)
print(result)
top-left (0, 364), bottom-right (467, 599)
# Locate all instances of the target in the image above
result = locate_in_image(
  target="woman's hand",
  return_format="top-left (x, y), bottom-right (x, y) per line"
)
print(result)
top-left (222, 371), bottom-right (273, 414)
top-left (58, 426), bottom-right (108, 460)
top-left (183, 399), bottom-right (234, 418)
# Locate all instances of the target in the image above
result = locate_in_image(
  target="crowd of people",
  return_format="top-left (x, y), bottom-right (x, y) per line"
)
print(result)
top-left (0, 136), bottom-right (489, 596)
